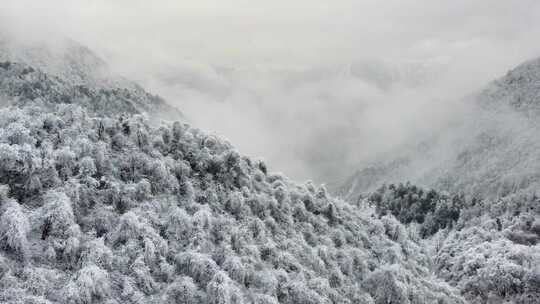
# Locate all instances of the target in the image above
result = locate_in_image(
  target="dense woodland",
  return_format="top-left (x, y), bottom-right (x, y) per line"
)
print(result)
top-left (0, 101), bottom-right (465, 304)
top-left (0, 39), bottom-right (538, 304)
top-left (369, 183), bottom-right (539, 303)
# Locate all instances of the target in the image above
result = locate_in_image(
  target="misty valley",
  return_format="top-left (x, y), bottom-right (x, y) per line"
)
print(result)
top-left (0, 5), bottom-right (540, 304)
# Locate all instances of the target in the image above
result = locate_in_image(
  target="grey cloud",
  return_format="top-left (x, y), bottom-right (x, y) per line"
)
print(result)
top-left (3, 0), bottom-right (540, 183)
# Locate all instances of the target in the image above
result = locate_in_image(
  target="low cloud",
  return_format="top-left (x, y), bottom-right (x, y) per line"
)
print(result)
top-left (3, 0), bottom-right (540, 184)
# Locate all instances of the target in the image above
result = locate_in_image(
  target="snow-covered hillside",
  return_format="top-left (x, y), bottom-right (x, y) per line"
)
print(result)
top-left (0, 38), bottom-right (470, 304)
top-left (479, 57), bottom-right (540, 116)
top-left (0, 36), bottom-right (538, 304)
top-left (339, 57), bottom-right (540, 201)
top-left (337, 58), bottom-right (540, 303)
top-left (367, 183), bottom-right (539, 303)
top-left (0, 34), bottom-right (182, 121)
top-left (0, 102), bottom-right (466, 304)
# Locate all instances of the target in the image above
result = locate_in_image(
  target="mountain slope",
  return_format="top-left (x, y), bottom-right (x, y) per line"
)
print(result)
top-left (366, 183), bottom-right (540, 304)
top-left (0, 39), bottom-right (466, 303)
top-left (0, 101), bottom-right (464, 304)
top-left (478, 57), bottom-right (540, 115)
top-left (339, 56), bottom-right (540, 201)
top-left (337, 58), bottom-right (540, 303)
top-left (0, 34), bottom-right (181, 120)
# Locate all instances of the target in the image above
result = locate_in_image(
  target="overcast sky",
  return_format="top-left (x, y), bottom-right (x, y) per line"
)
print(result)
top-left (6, 1), bottom-right (540, 70)
top-left (3, 0), bottom-right (540, 184)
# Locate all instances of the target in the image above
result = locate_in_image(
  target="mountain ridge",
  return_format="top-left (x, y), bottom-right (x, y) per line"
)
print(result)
top-left (0, 37), bottom-right (468, 304)
top-left (338, 55), bottom-right (540, 201)
top-left (0, 37), bottom-right (537, 304)
top-left (0, 34), bottom-right (182, 121)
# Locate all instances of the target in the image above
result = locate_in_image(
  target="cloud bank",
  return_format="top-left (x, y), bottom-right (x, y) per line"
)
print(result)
top-left (3, 0), bottom-right (540, 184)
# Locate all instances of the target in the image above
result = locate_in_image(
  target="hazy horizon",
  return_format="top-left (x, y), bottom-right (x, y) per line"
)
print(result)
top-left (3, 0), bottom-right (540, 184)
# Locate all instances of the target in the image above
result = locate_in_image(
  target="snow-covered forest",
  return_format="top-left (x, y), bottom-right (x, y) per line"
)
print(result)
top-left (1, 3), bottom-right (540, 304)
top-left (0, 37), bottom-right (465, 303)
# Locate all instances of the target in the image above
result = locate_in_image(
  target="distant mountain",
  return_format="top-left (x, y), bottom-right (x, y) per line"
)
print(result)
top-left (339, 56), bottom-right (540, 201)
top-left (334, 59), bottom-right (540, 303)
top-left (478, 57), bottom-right (540, 115)
top-left (0, 34), bottom-right (182, 120)
top-left (0, 36), bottom-right (115, 88)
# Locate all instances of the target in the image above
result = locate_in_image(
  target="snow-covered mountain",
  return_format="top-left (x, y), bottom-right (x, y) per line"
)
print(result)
top-left (0, 38), bottom-right (470, 303)
top-left (0, 34), bottom-right (182, 120)
top-left (0, 37), bottom-right (537, 304)
top-left (334, 58), bottom-right (540, 303)
top-left (339, 57), bottom-right (540, 201)
top-left (479, 57), bottom-right (540, 116)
